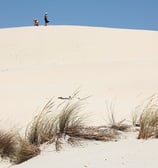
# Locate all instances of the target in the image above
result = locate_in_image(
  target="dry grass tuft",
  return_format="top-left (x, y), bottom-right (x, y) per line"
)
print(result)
top-left (155, 129), bottom-right (158, 138)
top-left (53, 100), bottom-right (85, 150)
top-left (110, 122), bottom-right (130, 131)
top-left (138, 95), bottom-right (158, 139)
top-left (57, 101), bottom-right (84, 136)
top-left (25, 97), bottom-right (86, 150)
top-left (106, 102), bottom-right (130, 131)
top-left (14, 138), bottom-right (40, 164)
top-left (67, 126), bottom-right (118, 142)
top-left (0, 130), bottom-right (18, 159)
top-left (132, 110), bottom-right (141, 127)
top-left (0, 130), bottom-right (40, 164)
top-left (25, 98), bottom-right (56, 145)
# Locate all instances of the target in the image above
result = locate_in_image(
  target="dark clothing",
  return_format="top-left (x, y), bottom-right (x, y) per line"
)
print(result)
top-left (44, 14), bottom-right (49, 25)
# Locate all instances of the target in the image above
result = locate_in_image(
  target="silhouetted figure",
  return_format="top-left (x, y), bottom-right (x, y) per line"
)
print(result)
top-left (44, 12), bottom-right (49, 26)
top-left (33, 19), bottom-right (39, 26)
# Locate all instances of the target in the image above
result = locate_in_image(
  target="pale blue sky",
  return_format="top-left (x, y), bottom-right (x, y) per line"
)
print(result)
top-left (0, 0), bottom-right (158, 30)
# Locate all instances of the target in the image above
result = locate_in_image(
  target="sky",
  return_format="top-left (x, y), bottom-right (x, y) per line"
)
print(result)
top-left (0, 0), bottom-right (158, 31)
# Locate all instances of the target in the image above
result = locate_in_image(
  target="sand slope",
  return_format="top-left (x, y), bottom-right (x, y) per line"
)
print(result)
top-left (0, 26), bottom-right (158, 167)
top-left (0, 26), bottom-right (158, 65)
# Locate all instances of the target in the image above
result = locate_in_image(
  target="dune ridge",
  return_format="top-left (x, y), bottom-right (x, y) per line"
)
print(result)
top-left (0, 26), bottom-right (158, 65)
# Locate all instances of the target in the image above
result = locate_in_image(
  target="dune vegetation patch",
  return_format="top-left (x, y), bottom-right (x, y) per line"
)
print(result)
top-left (105, 101), bottom-right (131, 131)
top-left (25, 93), bottom-right (120, 151)
top-left (0, 130), bottom-right (18, 160)
top-left (0, 130), bottom-right (40, 164)
top-left (1, 93), bottom-right (158, 165)
top-left (13, 137), bottom-right (40, 164)
top-left (137, 95), bottom-right (158, 139)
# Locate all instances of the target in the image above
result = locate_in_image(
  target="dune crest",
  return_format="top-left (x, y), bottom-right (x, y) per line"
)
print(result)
top-left (0, 26), bottom-right (158, 65)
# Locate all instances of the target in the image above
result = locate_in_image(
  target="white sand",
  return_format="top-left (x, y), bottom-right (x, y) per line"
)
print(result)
top-left (0, 26), bottom-right (158, 167)
top-left (11, 139), bottom-right (158, 168)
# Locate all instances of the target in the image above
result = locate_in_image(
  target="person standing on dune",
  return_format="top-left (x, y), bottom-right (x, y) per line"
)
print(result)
top-left (44, 12), bottom-right (49, 26)
top-left (33, 18), bottom-right (39, 26)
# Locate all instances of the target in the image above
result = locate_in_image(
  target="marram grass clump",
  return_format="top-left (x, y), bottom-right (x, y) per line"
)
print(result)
top-left (14, 137), bottom-right (40, 164)
top-left (0, 130), bottom-right (40, 164)
top-left (0, 130), bottom-right (18, 160)
top-left (137, 95), bottom-right (158, 139)
top-left (25, 98), bottom-right (86, 151)
top-left (25, 98), bottom-right (56, 145)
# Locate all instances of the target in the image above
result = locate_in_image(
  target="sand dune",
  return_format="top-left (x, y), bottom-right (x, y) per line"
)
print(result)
top-left (0, 26), bottom-right (158, 65)
top-left (0, 26), bottom-right (158, 167)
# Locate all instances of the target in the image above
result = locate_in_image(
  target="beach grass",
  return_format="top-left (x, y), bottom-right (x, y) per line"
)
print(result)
top-left (14, 137), bottom-right (40, 164)
top-left (138, 95), bottom-right (158, 139)
top-left (0, 130), bottom-right (18, 159)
